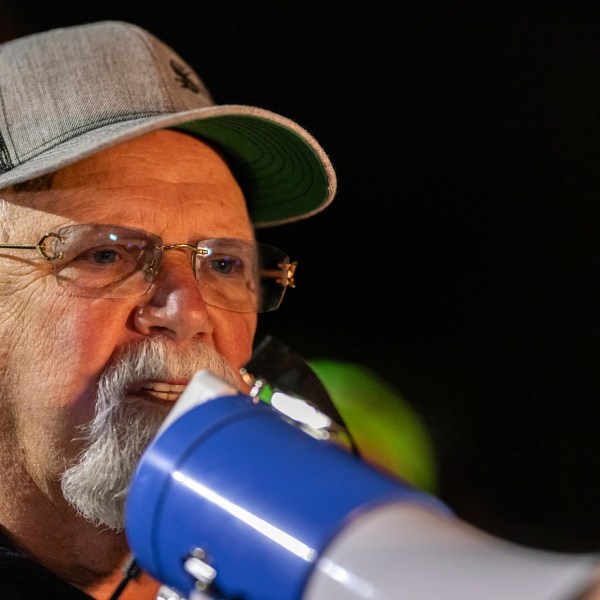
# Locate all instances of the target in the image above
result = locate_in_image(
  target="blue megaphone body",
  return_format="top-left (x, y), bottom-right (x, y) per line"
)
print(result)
top-left (125, 371), bottom-right (599, 600)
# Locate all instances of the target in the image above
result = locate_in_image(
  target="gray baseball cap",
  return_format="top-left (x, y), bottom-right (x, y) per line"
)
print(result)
top-left (0, 21), bottom-right (336, 227)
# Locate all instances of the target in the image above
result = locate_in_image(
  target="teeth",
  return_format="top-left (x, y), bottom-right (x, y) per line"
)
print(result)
top-left (143, 382), bottom-right (187, 393)
top-left (139, 382), bottom-right (187, 402)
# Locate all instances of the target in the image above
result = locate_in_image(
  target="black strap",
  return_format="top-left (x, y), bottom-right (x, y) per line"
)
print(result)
top-left (108, 555), bottom-right (142, 600)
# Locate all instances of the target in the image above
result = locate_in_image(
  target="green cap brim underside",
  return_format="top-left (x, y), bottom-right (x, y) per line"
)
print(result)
top-left (177, 115), bottom-right (330, 227)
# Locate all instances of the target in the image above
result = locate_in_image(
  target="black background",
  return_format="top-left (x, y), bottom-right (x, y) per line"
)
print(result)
top-left (2, 1), bottom-right (600, 552)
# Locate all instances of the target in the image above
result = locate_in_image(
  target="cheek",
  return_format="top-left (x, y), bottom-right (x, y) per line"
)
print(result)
top-left (2, 293), bottom-right (130, 421)
top-left (0, 292), bottom-right (134, 490)
top-left (211, 310), bottom-right (257, 370)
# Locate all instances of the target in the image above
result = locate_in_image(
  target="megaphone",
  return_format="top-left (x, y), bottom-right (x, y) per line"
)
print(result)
top-left (125, 371), bottom-right (599, 600)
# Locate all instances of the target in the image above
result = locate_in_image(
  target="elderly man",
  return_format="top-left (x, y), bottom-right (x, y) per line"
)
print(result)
top-left (0, 20), bottom-right (335, 599)
top-left (2, 19), bottom-right (600, 600)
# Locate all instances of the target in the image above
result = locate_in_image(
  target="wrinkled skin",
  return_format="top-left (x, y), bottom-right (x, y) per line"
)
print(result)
top-left (0, 130), bottom-right (257, 598)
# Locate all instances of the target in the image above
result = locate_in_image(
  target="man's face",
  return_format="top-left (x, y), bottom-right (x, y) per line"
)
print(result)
top-left (0, 130), bottom-right (257, 530)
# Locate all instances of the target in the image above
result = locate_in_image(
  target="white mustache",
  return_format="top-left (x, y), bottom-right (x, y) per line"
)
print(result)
top-left (93, 338), bottom-right (240, 417)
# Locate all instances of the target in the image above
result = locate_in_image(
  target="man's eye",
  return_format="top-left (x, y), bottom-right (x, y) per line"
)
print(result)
top-left (75, 246), bottom-right (126, 264)
top-left (91, 248), bottom-right (119, 263)
top-left (209, 256), bottom-right (241, 275)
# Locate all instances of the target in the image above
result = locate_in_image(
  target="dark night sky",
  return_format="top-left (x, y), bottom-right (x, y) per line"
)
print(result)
top-left (2, 1), bottom-right (600, 552)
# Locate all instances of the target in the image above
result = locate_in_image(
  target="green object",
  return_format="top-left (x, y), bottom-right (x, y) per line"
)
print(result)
top-left (181, 116), bottom-right (331, 226)
top-left (308, 360), bottom-right (438, 493)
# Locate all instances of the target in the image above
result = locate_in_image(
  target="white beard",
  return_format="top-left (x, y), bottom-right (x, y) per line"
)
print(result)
top-left (60, 338), bottom-right (241, 531)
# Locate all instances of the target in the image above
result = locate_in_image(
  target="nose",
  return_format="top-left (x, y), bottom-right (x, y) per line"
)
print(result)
top-left (132, 252), bottom-right (213, 343)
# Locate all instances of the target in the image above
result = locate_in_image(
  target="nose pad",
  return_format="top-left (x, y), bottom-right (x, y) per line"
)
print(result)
top-left (132, 254), bottom-right (213, 342)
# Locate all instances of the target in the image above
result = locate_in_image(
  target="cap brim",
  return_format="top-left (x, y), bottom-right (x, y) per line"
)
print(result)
top-left (0, 104), bottom-right (336, 228)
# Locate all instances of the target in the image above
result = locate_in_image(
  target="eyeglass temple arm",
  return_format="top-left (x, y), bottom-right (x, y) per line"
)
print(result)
top-left (0, 233), bottom-right (63, 260)
top-left (260, 261), bottom-right (298, 288)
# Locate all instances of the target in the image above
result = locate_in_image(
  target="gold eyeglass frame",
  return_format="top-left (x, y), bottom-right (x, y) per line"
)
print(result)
top-left (0, 231), bottom-right (298, 291)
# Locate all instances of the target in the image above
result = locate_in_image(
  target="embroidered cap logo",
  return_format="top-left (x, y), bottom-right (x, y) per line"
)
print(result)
top-left (170, 59), bottom-right (200, 93)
